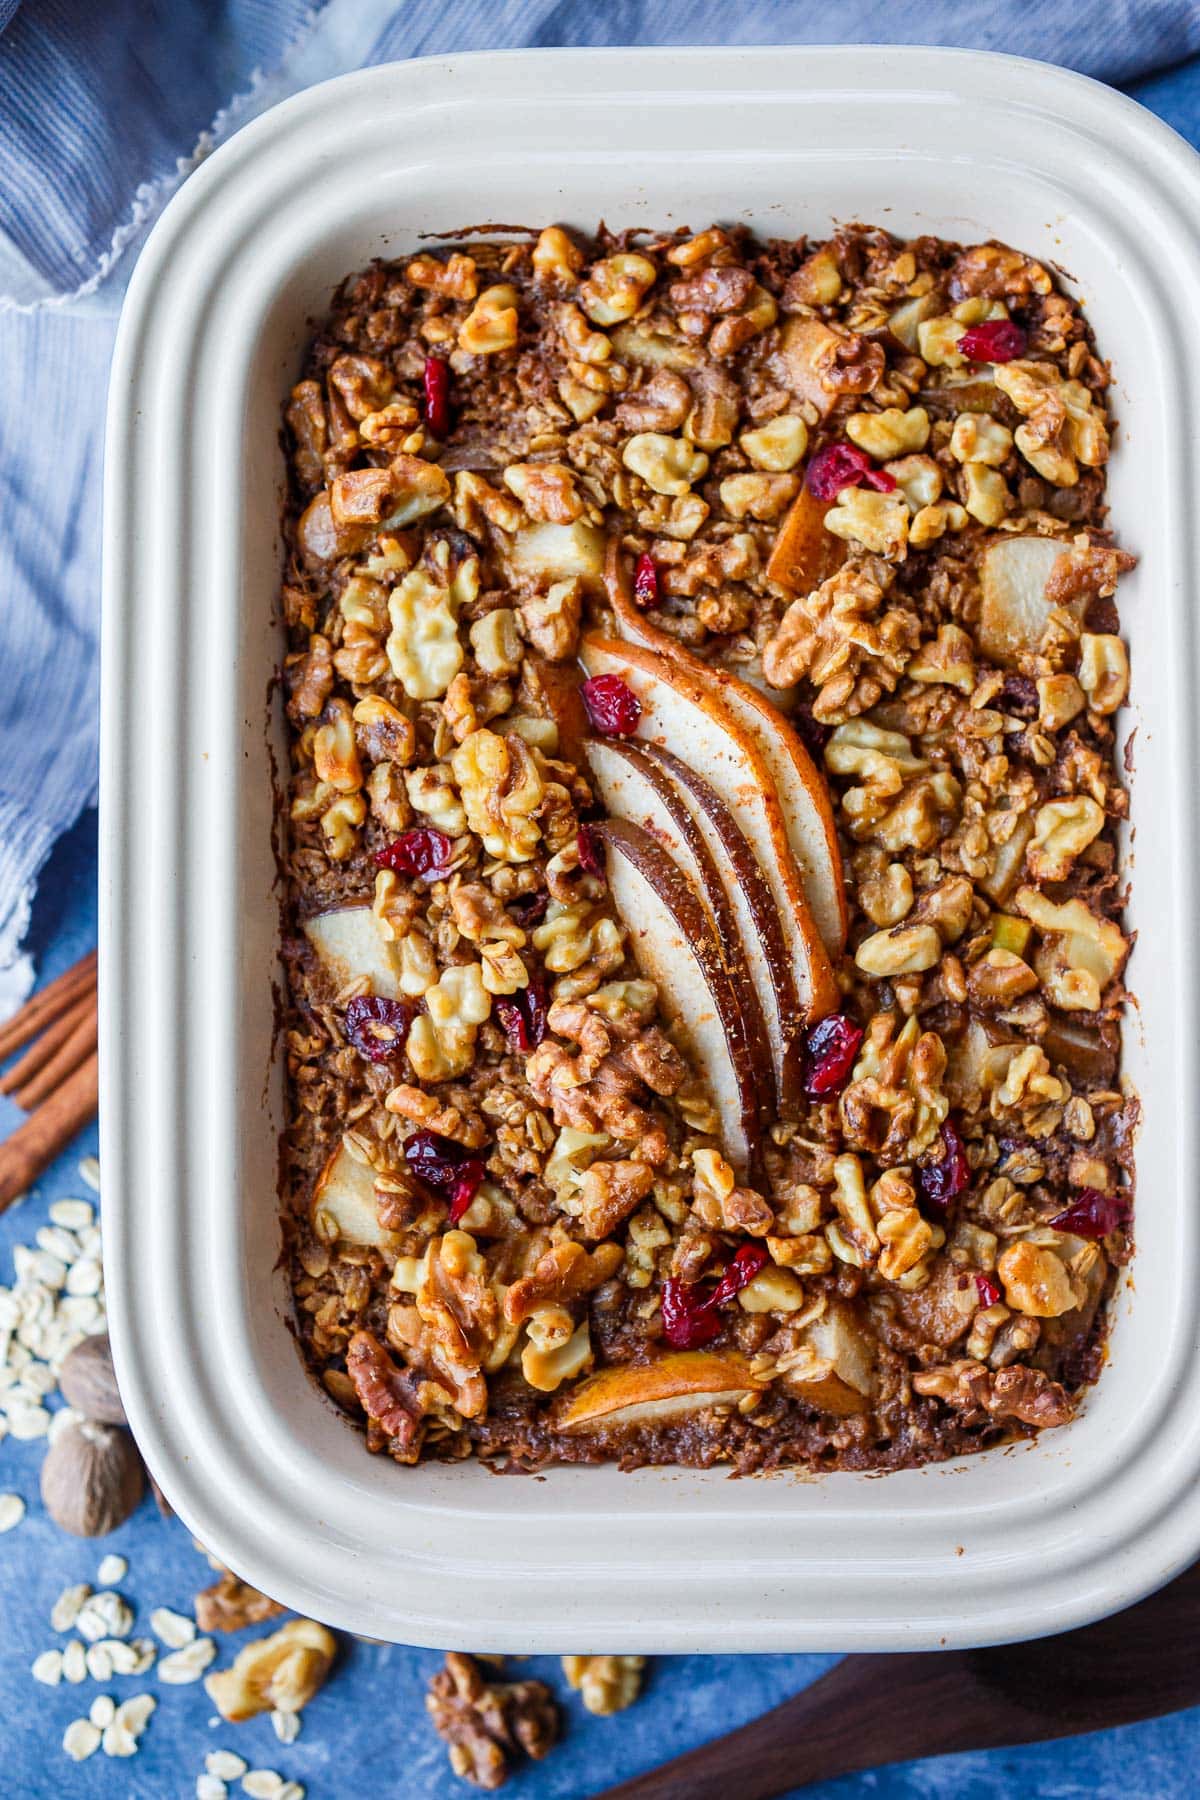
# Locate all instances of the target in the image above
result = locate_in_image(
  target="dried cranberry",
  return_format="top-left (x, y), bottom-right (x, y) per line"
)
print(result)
top-left (801, 1013), bottom-right (864, 1099)
top-left (633, 552), bottom-right (659, 609)
top-left (1049, 1187), bottom-right (1131, 1241)
top-left (509, 889), bottom-right (549, 929)
top-left (661, 1243), bottom-right (769, 1347)
top-left (576, 823), bottom-right (604, 879)
top-left (957, 319), bottom-right (1027, 363)
top-left (660, 1277), bottom-right (723, 1349)
top-left (709, 1242), bottom-right (769, 1306)
top-left (447, 1167), bottom-right (484, 1225)
top-left (343, 995), bottom-right (413, 1063)
top-left (494, 976), bottom-right (549, 1055)
top-left (404, 1130), bottom-right (486, 1220)
top-left (918, 1121), bottom-right (971, 1213)
top-left (806, 442), bottom-right (897, 501)
top-left (975, 1272), bottom-right (1002, 1309)
top-left (582, 673), bottom-right (641, 737)
top-left (374, 828), bottom-right (452, 879)
top-left (422, 355), bottom-right (451, 436)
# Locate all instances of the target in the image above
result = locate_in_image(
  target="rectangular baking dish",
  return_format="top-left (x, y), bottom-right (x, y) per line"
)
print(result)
top-left (100, 45), bottom-right (1200, 1652)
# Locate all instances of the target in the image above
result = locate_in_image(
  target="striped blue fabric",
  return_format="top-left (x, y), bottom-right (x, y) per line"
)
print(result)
top-left (0, 0), bottom-right (1198, 984)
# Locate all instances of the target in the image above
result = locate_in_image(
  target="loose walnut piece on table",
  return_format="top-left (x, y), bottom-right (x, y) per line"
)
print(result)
top-left (204, 1617), bottom-right (338, 1722)
top-left (426, 1652), bottom-right (560, 1789)
top-left (562, 1653), bottom-right (647, 1715)
top-left (194, 1570), bottom-right (286, 1635)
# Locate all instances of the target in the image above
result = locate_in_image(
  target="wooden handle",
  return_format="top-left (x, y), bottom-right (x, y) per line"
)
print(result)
top-left (0, 1050), bottom-right (98, 1211)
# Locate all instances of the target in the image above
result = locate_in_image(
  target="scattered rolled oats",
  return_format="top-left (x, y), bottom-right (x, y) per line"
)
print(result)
top-left (151, 1604), bottom-right (197, 1647)
top-left (207, 1750), bottom-right (249, 1781)
top-left (76, 1589), bottom-right (133, 1642)
top-left (31, 1648), bottom-right (63, 1685)
top-left (0, 1490), bottom-right (25, 1531)
top-left (159, 1637), bottom-right (218, 1683)
top-left (89, 1693), bottom-right (116, 1727)
top-left (271, 1708), bottom-right (301, 1744)
top-left (197, 1777), bottom-right (229, 1800)
top-left (62, 1717), bottom-right (102, 1761)
top-left (78, 1157), bottom-right (102, 1193)
top-left (97, 1552), bottom-right (128, 1587)
top-left (62, 1639), bottom-right (87, 1683)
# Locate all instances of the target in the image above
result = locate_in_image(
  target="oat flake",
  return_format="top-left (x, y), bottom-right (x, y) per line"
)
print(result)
top-left (242, 1772), bottom-right (285, 1799)
top-left (62, 1719), bottom-right (102, 1762)
top-left (51, 1582), bottom-right (91, 1631)
top-left (197, 1778), bottom-right (229, 1800)
top-left (150, 1604), bottom-right (197, 1648)
top-left (207, 1751), bottom-right (248, 1780)
top-left (89, 1694), bottom-right (116, 1728)
top-left (62, 1640), bottom-right (87, 1683)
top-left (159, 1637), bottom-right (217, 1684)
top-left (78, 1156), bottom-right (102, 1192)
top-left (31, 1649), bottom-right (63, 1685)
top-left (271, 1710), bottom-right (301, 1745)
top-left (97, 1553), bottom-right (128, 1586)
top-left (0, 1491), bottom-right (25, 1531)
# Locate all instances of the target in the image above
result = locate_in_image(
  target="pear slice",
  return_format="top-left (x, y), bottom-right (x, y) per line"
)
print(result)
top-left (978, 535), bottom-right (1073, 666)
top-left (605, 556), bottom-right (846, 955)
top-left (765, 485), bottom-right (847, 599)
top-left (555, 1350), bottom-right (763, 1433)
top-left (635, 739), bottom-right (798, 1119)
top-left (777, 316), bottom-right (843, 418)
top-left (594, 818), bottom-right (759, 1175)
top-left (587, 738), bottom-right (775, 1128)
top-left (303, 904), bottom-right (405, 998)
top-left (781, 1300), bottom-right (875, 1417)
top-left (311, 1141), bottom-right (400, 1251)
top-left (581, 637), bottom-right (838, 1085)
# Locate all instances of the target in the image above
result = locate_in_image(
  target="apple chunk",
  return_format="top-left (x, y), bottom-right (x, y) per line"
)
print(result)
top-left (604, 558), bottom-right (847, 955)
top-left (581, 634), bottom-right (839, 1062)
top-left (978, 535), bottom-right (1073, 666)
top-left (594, 818), bottom-right (760, 1176)
top-left (303, 905), bottom-right (405, 998)
top-left (311, 1141), bottom-right (401, 1251)
top-left (554, 1350), bottom-right (763, 1433)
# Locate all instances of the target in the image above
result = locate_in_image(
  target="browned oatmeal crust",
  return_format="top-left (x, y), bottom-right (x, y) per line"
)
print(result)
top-left (278, 222), bottom-right (1134, 1479)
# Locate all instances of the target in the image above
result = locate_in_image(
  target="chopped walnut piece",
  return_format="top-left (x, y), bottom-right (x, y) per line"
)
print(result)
top-left (204, 1618), bottom-right (337, 1722)
top-left (426, 1653), bottom-right (560, 1790)
top-left (840, 1013), bottom-right (949, 1164)
top-left (562, 1654), bottom-right (646, 1715)
top-left (762, 559), bottom-right (921, 723)
top-left (913, 1358), bottom-right (1073, 1428)
top-left (194, 1572), bottom-right (285, 1635)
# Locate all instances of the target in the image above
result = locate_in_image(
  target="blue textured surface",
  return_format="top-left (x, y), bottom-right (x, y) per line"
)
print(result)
top-left (4, 19), bottom-right (1200, 1800)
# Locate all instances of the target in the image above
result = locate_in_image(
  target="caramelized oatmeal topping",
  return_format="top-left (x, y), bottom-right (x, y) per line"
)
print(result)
top-left (280, 222), bottom-right (1133, 1477)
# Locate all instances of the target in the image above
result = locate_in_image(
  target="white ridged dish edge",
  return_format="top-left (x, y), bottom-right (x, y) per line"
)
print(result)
top-left (101, 46), bottom-right (1200, 1651)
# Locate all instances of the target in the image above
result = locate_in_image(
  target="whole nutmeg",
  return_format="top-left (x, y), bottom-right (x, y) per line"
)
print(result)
top-left (40, 1420), bottom-right (144, 1537)
top-left (58, 1333), bottom-right (126, 1426)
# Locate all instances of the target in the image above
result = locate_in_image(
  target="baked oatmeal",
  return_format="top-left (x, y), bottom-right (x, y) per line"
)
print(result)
top-left (278, 223), bottom-right (1135, 1475)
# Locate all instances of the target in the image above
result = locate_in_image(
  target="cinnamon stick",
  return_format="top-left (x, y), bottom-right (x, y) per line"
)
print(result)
top-left (0, 951), bottom-right (97, 1063)
top-left (0, 987), bottom-right (96, 1097)
top-left (0, 1050), bottom-right (99, 1212)
top-left (11, 1008), bottom-right (98, 1112)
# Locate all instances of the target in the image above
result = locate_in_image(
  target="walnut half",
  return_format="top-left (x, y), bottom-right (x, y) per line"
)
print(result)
top-left (426, 1652), bottom-right (560, 1789)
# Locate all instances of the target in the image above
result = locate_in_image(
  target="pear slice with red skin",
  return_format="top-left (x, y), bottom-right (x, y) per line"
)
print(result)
top-left (604, 546), bottom-right (847, 955)
top-left (554, 1350), bottom-right (763, 1434)
top-left (593, 818), bottom-right (760, 1177)
top-left (581, 633), bottom-right (838, 1042)
top-left (586, 737), bottom-right (775, 1128)
top-left (635, 738), bottom-right (800, 1119)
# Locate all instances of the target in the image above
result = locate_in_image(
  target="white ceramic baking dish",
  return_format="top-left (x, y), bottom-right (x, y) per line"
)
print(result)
top-left (100, 45), bottom-right (1200, 1652)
